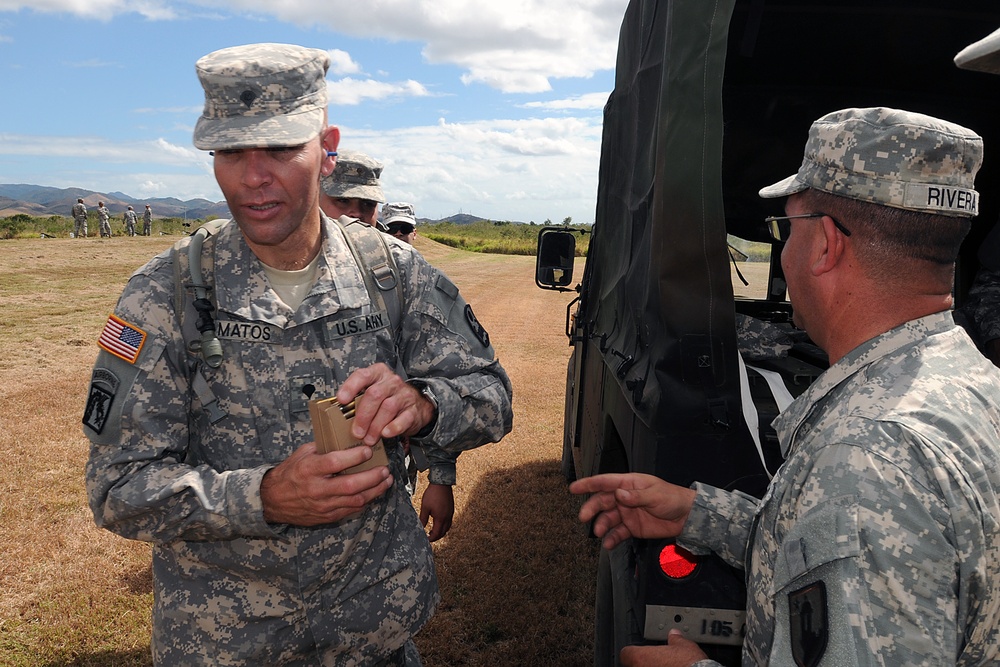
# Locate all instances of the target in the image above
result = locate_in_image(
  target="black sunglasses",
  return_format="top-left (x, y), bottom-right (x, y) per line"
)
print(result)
top-left (765, 212), bottom-right (851, 242)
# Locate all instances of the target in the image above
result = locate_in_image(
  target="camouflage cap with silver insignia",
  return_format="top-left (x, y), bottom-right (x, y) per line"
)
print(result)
top-left (193, 43), bottom-right (330, 151)
top-left (955, 27), bottom-right (1000, 75)
top-left (382, 202), bottom-right (416, 227)
top-left (760, 107), bottom-right (982, 218)
top-left (321, 150), bottom-right (385, 202)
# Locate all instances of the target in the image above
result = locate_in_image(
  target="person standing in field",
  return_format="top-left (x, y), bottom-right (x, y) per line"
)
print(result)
top-left (97, 201), bottom-right (111, 238)
top-left (142, 204), bottom-right (152, 236)
top-left (82, 42), bottom-right (512, 666)
top-left (123, 206), bottom-right (138, 237)
top-left (71, 198), bottom-right (88, 238)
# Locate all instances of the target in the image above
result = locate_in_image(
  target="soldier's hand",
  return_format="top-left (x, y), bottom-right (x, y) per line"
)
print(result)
top-left (620, 631), bottom-right (707, 667)
top-left (337, 363), bottom-right (436, 446)
top-left (419, 483), bottom-right (455, 542)
top-left (260, 441), bottom-right (392, 526)
top-left (570, 473), bottom-right (696, 550)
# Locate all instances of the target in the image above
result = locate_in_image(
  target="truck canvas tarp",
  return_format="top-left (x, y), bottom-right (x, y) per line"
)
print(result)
top-left (539, 1), bottom-right (1000, 665)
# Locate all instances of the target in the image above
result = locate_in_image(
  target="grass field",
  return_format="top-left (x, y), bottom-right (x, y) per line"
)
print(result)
top-left (0, 233), bottom-right (597, 666)
top-left (0, 231), bottom-right (771, 666)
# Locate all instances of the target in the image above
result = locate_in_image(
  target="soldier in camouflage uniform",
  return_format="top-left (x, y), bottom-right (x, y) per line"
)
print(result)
top-left (142, 204), bottom-right (152, 236)
top-left (123, 205), bottom-right (138, 236)
top-left (384, 203), bottom-right (419, 245)
top-left (322, 152), bottom-right (458, 538)
top-left (572, 107), bottom-right (1000, 666)
top-left (955, 27), bottom-right (1000, 368)
top-left (321, 150), bottom-right (389, 231)
top-left (97, 201), bottom-right (111, 238)
top-left (71, 197), bottom-right (88, 238)
top-left (83, 43), bottom-right (513, 666)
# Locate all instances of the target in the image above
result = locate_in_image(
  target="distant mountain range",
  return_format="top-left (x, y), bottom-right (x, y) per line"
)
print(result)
top-left (0, 184), bottom-right (512, 225)
top-left (0, 184), bottom-right (230, 220)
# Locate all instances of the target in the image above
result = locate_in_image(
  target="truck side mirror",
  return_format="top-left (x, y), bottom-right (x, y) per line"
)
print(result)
top-left (535, 227), bottom-right (577, 290)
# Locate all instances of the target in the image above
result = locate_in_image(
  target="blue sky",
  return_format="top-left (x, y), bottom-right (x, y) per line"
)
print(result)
top-left (0, 0), bottom-right (629, 223)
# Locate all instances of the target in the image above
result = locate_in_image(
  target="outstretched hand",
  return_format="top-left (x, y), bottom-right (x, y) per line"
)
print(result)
top-left (569, 473), bottom-right (696, 550)
top-left (336, 363), bottom-right (437, 446)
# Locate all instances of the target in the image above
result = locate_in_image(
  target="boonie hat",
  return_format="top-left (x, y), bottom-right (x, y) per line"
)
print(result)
top-left (382, 202), bottom-right (416, 231)
top-left (759, 107), bottom-right (982, 218)
top-left (194, 43), bottom-right (330, 151)
top-left (321, 150), bottom-right (385, 202)
top-left (955, 27), bottom-right (1000, 75)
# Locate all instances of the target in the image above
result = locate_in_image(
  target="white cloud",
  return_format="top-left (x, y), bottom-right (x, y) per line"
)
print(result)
top-left (336, 114), bottom-right (603, 223)
top-left (0, 111), bottom-right (601, 222)
top-left (326, 48), bottom-right (360, 75)
top-left (0, 0), bottom-right (174, 20)
top-left (523, 92), bottom-right (610, 111)
top-left (328, 77), bottom-right (431, 106)
top-left (1, 0), bottom-right (627, 92)
top-left (0, 133), bottom-right (202, 167)
top-left (67, 57), bottom-right (119, 68)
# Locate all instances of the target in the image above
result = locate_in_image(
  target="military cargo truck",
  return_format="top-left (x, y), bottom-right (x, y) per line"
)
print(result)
top-left (536, 1), bottom-right (1000, 664)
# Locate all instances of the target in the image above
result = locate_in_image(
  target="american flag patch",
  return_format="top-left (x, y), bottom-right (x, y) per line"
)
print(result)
top-left (98, 314), bottom-right (147, 364)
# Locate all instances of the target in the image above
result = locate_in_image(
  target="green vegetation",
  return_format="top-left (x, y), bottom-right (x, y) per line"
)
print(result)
top-left (2, 213), bottom-right (593, 256)
top-left (420, 220), bottom-right (591, 256)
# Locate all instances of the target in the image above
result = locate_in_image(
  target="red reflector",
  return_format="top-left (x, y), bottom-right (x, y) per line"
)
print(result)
top-left (659, 544), bottom-right (698, 579)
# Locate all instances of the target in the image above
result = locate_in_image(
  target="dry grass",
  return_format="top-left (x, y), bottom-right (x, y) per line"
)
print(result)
top-left (0, 234), bottom-right (597, 666)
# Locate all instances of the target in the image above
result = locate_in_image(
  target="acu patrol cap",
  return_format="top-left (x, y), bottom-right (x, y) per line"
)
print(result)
top-left (193, 43), bottom-right (330, 151)
top-left (759, 107), bottom-right (982, 218)
top-left (321, 150), bottom-right (385, 202)
top-left (382, 201), bottom-right (416, 231)
top-left (955, 27), bottom-right (1000, 75)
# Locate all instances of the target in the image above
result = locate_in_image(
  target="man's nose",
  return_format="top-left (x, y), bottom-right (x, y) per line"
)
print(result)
top-left (241, 150), bottom-right (274, 187)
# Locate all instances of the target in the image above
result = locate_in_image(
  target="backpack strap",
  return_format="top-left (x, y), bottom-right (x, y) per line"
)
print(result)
top-left (171, 219), bottom-right (229, 424)
top-left (335, 215), bottom-right (404, 345)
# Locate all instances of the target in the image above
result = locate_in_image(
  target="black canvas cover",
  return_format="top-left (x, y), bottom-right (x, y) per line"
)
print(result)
top-left (581, 0), bottom-right (1000, 492)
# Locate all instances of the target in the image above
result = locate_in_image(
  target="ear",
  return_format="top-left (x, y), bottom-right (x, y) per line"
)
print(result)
top-left (320, 126), bottom-right (341, 176)
top-left (810, 214), bottom-right (847, 276)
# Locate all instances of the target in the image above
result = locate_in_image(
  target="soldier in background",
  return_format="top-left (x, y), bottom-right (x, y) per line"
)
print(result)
top-left (380, 201), bottom-right (457, 539)
top-left (955, 27), bottom-right (1000, 367)
top-left (71, 198), bottom-right (87, 238)
top-left (383, 202), bottom-right (419, 244)
top-left (324, 162), bottom-right (459, 539)
top-left (83, 43), bottom-right (512, 666)
top-left (97, 201), bottom-right (111, 238)
top-left (123, 206), bottom-right (138, 236)
top-left (572, 108), bottom-right (1000, 666)
top-left (142, 204), bottom-right (152, 236)
top-left (320, 149), bottom-right (388, 230)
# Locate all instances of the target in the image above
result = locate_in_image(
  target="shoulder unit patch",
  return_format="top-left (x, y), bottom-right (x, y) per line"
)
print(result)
top-left (465, 304), bottom-right (490, 348)
top-left (83, 367), bottom-right (120, 435)
top-left (789, 580), bottom-right (828, 667)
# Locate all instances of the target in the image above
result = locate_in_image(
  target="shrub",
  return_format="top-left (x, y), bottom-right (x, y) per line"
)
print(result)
top-left (1, 214), bottom-right (30, 239)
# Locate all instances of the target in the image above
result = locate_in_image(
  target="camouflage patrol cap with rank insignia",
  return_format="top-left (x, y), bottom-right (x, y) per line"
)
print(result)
top-left (321, 150), bottom-right (385, 202)
top-left (760, 107), bottom-right (982, 218)
top-left (193, 43), bottom-right (330, 150)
